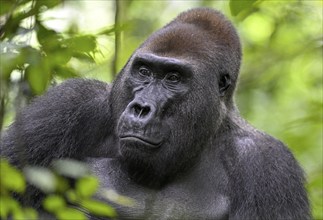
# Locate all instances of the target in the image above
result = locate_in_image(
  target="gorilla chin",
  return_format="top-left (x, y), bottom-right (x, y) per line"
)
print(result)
top-left (119, 136), bottom-right (174, 188)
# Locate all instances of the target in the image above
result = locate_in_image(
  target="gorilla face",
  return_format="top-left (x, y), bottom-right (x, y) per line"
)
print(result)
top-left (113, 54), bottom-right (225, 186)
top-left (114, 54), bottom-right (200, 185)
top-left (110, 8), bottom-right (240, 186)
top-left (117, 53), bottom-right (191, 150)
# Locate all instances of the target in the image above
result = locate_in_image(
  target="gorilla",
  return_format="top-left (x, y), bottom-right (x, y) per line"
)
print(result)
top-left (0, 8), bottom-right (310, 220)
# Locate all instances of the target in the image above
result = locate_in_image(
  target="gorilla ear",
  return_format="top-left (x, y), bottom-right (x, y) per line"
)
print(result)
top-left (219, 73), bottom-right (231, 96)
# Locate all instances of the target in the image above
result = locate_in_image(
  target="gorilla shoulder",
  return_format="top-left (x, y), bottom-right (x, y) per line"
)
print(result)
top-left (226, 125), bottom-right (308, 219)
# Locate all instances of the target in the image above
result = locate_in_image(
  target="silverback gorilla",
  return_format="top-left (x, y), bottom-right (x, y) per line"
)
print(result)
top-left (1, 8), bottom-right (310, 220)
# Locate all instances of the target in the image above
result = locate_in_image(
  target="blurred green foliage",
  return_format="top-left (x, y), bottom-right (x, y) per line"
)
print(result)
top-left (0, 158), bottom-right (117, 219)
top-left (0, 0), bottom-right (322, 219)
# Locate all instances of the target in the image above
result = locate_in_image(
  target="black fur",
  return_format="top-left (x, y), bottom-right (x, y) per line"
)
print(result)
top-left (1, 8), bottom-right (310, 219)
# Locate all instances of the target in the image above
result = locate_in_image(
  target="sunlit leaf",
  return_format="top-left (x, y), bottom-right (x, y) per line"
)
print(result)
top-left (72, 52), bottom-right (96, 63)
top-left (56, 207), bottom-right (87, 220)
top-left (23, 166), bottom-right (56, 193)
top-left (15, 46), bottom-right (50, 94)
top-left (25, 62), bottom-right (50, 95)
top-left (0, 159), bottom-right (26, 193)
top-left (36, 0), bottom-right (62, 9)
top-left (23, 207), bottom-right (38, 220)
top-left (0, 196), bottom-right (21, 218)
top-left (242, 13), bottom-right (274, 44)
top-left (12, 209), bottom-right (24, 220)
top-left (80, 199), bottom-right (117, 217)
top-left (97, 27), bottom-right (116, 36)
top-left (48, 48), bottom-right (72, 65)
top-left (1, 0), bottom-right (39, 40)
top-left (0, 0), bottom-right (14, 16)
top-left (53, 66), bottom-right (79, 79)
top-left (51, 159), bottom-right (90, 178)
top-left (65, 36), bottom-right (97, 53)
top-left (229, 0), bottom-right (257, 16)
top-left (55, 175), bottom-right (70, 193)
top-left (66, 190), bottom-right (78, 203)
top-left (0, 15), bottom-right (21, 40)
top-left (0, 196), bottom-right (10, 219)
top-left (102, 189), bottom-right (136, 207)
top-left (76, 176), bottom-right (99, 198)
top-left (19, 46), bottom-right (40, 64)
top-left (43, 195), bottom-right (66, 213)
top-left (0, 52), bottom-right (21, 80)
top-left (36, 22), bottom-right (61, 51)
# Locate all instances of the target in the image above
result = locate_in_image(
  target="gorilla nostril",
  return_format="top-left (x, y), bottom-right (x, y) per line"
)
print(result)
top-left (133, 104), bottom-right (141, 116)
top-left (133, 104), bottom-right (151, 118)
top-left (141, 106), bottom-right (151, 117)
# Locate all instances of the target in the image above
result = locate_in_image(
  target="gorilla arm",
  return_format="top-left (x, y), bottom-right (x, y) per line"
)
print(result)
top-left (0, 79), bottom-right (116, 167)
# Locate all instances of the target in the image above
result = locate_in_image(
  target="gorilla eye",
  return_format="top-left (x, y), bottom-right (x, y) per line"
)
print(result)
top-left (165, 72), bottom-right (180, 83)
top-left (138, 67), bottom-right (152, 77)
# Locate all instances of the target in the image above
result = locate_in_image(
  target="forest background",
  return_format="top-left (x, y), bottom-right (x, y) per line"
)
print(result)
top-left (0, 0), bottom-right (322, 219)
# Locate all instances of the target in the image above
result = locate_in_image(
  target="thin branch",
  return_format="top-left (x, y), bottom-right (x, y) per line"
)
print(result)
top-left (112, 0), bottom-right (121, 78)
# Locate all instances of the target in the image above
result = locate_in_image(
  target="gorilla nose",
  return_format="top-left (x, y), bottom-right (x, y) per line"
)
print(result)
top-left (128, 101), bottom-right (156, 121)
top-left (133, 104), bottom-right (151, 118)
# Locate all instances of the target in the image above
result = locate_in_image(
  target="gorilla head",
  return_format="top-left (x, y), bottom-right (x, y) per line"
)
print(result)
top-left (111, 8), bottom-right (241, 187)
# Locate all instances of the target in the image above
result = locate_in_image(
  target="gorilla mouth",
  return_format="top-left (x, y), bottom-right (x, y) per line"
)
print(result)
top-left (120, 135), bottom-right (162, 148)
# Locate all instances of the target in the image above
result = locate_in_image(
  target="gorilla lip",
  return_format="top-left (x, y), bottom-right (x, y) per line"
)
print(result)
top-left (120, 135), bottom-right (161, 148)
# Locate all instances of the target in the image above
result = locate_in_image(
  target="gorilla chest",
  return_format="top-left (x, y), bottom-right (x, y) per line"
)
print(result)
top-left (115, 190), bottom-right (229, 220)
top-left (91, 159), bottom-right (229, 220)
top-left (119, 187), bottom-right (229, 220)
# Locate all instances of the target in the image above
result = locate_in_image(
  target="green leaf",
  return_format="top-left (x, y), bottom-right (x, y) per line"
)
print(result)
top-left (80, 199), bottom-right (117, 218)
top-left (23, 208), bottom-right (38, 220)
top-left (0, 196), bottom-right (10, 219)
top-left (66, 190), bottom-right (78, 203)
top-left (12, 209), bottom-right (25, 220)
top-left (51, 159), bottom-right (90, 178)
top-left (19, 46), bottom-right (40, 65)
top-left (0, 159), bottom-right (26, 193)
top-left (97, 27), bottom-right (116, 36)
top-left (25, 62), bottom-right (50, 95)
top-left (0, 196), bottom-right (21, 218)
top-left (0, 0), bottom-right (40, 39)
top-left (55, 175), bottom-right (70, 193)
top-left (0, 0), bottom-right (14, 16)
top-left (43, 195), bottom-right (66, 213)
top-left (17, 47), bottom-right (50, 95)
top-left (76, 176), bottom-right (99, 198)
top-left (36, 0), bottom-right (62, 9)
top-left (65, 35), bottom-right (97, 53)
top-left (0, 15), bottom-right (20, 40)
top-left (36, 22), bottom-right (61, 51)
top-left (53, 66), bottom-right (79, 79)
top-left (56, 207), bottom-right (87, 220)
top-left (102, 189), bottom-right (136, 207)
top-left (229, 0), bottom-right (257, 16)
top-left (23, 166), bottom-right (56, 193)
top-left (72, 52), bottom-right (96, 63)
top-left (0, 52), bottom-right (20, 80)
top-left (48, 48), bottom-right (72, 65)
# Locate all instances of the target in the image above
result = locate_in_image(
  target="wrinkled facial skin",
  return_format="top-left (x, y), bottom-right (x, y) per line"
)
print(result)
top-left (118, 53), bottom-right (193, 147)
